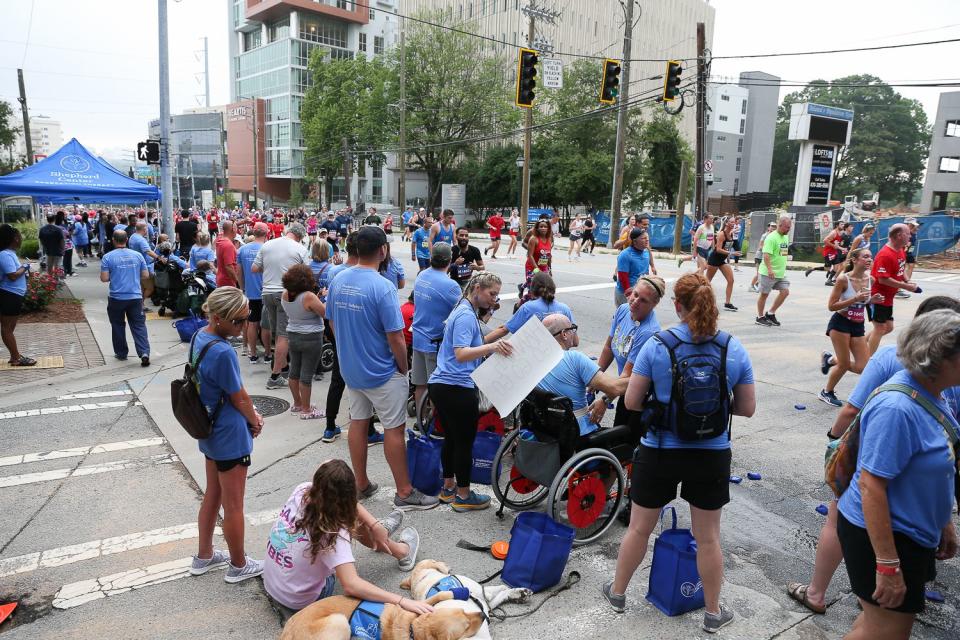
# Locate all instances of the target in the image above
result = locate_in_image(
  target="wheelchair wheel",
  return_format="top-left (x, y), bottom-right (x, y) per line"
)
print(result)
top-left (406, 394), bottom-right (417, 418)
top-left (319, 342), bottom-right (335, 373)
top-left (491, 429), bottom-right (548, 511)
top-left (547, 448), bottom-right (626, 546)
top-left (414, 391), bottom-right (437, 438)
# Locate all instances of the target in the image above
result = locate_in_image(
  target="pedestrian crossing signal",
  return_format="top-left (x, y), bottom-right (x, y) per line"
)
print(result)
top-left (599, 59), bottom-right (621, 105)
top-left (663, 60), bottom-right (683, 101)
top-left (137, 140), bottom-right (161, 165)
top-left (515, 48), bottom-right (538, 108)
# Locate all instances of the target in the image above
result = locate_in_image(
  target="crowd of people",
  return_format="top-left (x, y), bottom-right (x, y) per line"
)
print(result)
top-left (3, 200), bottom-right (955, 639)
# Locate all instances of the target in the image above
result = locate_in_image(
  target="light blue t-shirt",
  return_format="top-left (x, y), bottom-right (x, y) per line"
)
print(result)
top-left (429, 300), bottom-right (483, 388)
top-left (0, 249), bottom-right (26, 296)
top-left (166, 254), bottom-right (188, 270)
top-left (402, 211), bottom-right (412, 225)
top-left (100, 248), bottom-right (147, 300)
top-left (434, 222), bottom-right (456, 246)
top-left (537, 350), bottom-right (602, 436)
top-left (310, 259), bottom-right (332, 292)
top-left (127, 233), bottom-right (155, 273)
top-left (328, 267), bottom-right (404, 389)
top-left (327, 262), bottom-right (351, 286)
top-left (838, 370), bottom-right (958, 549)
top-left (72, 222), bottom-right (89, 246)
top-left (615, 247), bottom-right (652, 293)
top-left (193, 331), bottom-right (253, 461)
top-left (380, 258), bottom-right (405, 289)
top-left (848, 345), bottom-right (960, 418)
top-left (189, 245), bottom-right (215, 270)
top-left (237, 241), bottom-right (263, 301)
top-left (505, 298), bottom-right (574, 334)
top-left (412, 268), bottom-right (462, 353)
top-left (412, 228), bottom-right (431, 259)
top-left (635, 323), bottom-right (754, 450)
top-left (609, 304), bottom-right (660, 375)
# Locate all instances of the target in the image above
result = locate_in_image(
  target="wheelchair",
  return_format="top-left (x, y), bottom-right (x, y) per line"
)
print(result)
top-left (490, 388), bottom-right (636, 546)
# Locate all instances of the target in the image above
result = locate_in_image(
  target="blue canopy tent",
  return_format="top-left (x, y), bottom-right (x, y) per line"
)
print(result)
top-left (0, 138), bottom-right (160, 204)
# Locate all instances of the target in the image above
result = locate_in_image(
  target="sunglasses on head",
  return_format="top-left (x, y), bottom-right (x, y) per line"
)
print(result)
top-left (551, 324), bottom-right (578, 336)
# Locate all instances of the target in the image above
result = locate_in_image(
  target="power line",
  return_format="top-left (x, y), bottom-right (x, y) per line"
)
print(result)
top-left (715, 79), bottom-right (960, 89)
top-left (709, 37), bottom-right (960, 60)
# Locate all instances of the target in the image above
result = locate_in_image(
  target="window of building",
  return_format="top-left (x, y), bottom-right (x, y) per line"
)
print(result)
top-left (939, 156), bottom-right (960, 173)
top-left (374, 36), bottom-right (384, 55)
top-left (268, 17), bottom-right (290, 43)
top-left (946, 120), bottom-right (960, 137)
top-left (243, 29), bottom-right (262, 52)
top-left (716, 135), bottom-right (726, 142)
top-left (741, 100), bottom-right (747, 114)
top-left (459, 4), bottom-right (463, 19)
top-left (718, 115), bottom-right (728, 122)
top-left (715, 177), bottom-right (723, 183)
top-left (737, 138), bottom-right (743, 152)
top-left (482, 0), bottom-right (487, 14)
top-left (372, 180), bottom-right (383, 201)
top-left (369, 8), bottom-right (375, 20)
top-left (739, 119), bottom-right (745, 134)
top-left (733, 178), bottom-right (739, 193)
top-left (721, 94), bottom-right (729, 102)
top-left (715, 155), bottom-right (724, 161)
top-left (372, 162), bottom-right (383, 179)
top-left (735, 157), bottom-right (741, 171)
top-left (300, 15), bottom-right (348, 48)
top-left (358, 33), bottom-right (366, 52)
top-left (336, 0), bottom-right (348, 9)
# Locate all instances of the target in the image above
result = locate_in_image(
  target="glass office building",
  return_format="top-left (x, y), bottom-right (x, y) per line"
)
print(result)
top-left (149, 112), bottom-right (226, 209)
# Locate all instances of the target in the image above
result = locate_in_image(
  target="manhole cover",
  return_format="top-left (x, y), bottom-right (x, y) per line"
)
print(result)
top-left (249, 395), bottom-right (290, 418)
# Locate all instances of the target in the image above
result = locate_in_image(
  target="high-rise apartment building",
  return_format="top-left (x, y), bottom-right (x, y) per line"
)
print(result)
top-left (919, 91), bottom-right (960, 212)
top-left (407, 0), bottom-right (715, 145)
top-left (15, 114), bottom-right (63, 162)
top-left (226, 0), bottom-right (399, 203)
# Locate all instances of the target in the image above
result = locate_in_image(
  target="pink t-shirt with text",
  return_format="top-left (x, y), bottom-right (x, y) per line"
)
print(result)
top-left (262, 482), bottom-right (355, 610)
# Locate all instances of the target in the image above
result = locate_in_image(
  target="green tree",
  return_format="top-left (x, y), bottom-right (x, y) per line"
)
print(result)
top-left (769, 75), bottom-right (930, 205)
top-left (399, 13), bottom-right (519, 210)
top-left (0, 100), bottom-right (22, 176)
top-left (301, 50), bottom-right (395, 208)
top-left (288, 179), bottom-right (305, 208)
top-left (632, 114), bottom-right (693, 208)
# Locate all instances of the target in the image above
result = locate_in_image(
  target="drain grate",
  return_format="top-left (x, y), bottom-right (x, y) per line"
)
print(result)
top-left (249, 395), bottom-right (291, 418)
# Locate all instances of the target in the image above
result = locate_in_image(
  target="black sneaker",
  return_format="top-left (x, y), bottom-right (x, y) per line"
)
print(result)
top-left (140, 356), bottom-right (150, 367)
top-left (723, 303), bottom-right (738, 312)
top-left (821, 352), bottom-right (833, 375)
top-left (804, 268), bottom-right (814, 278)
top-left (765, 312), bottom-right (781, 326)
top-left (755, 315), bottom-right (772, 326)
top-left (819, 389), bottom-right (843, 408)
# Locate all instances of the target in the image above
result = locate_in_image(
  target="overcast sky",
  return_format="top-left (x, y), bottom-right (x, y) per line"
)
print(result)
top-left (1, 0), bottom-right (958, 162)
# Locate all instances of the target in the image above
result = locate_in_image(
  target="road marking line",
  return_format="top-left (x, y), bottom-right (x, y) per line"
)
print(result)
top-left (53, 557), bottom-right (197, 610)
top-left (0, 437), bottom-right (166, 468)
top-left (499, 278), bottom-right (675, 301)
top-left (0, 453), bottom-right (178, 488)
top-left (57, 390), bottom-right (133, 400)
top-left (0, 400), bottom-right (136, 421)
top-left (921, 274), bottom-right (958, 282)
top-left (0, 508), bottom-right (276, 579)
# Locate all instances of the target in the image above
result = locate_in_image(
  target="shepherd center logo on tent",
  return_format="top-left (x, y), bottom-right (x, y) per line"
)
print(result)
top-left (60, 155), bottom-right (90, 174)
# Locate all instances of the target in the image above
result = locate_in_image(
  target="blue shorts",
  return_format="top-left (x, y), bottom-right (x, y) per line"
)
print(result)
top-left (417, 256), bottom-right (430, 270)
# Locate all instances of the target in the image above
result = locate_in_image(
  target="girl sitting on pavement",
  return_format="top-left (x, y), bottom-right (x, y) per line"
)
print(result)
top-left (262, 459), bottom-right (428, 615)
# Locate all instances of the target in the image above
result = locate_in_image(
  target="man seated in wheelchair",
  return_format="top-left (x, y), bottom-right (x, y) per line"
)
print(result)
top-left (537, 313), bottom-right (628, 437)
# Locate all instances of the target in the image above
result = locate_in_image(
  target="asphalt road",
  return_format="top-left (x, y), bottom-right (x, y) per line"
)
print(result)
top-left (0, 236), bottom-right (957, 640)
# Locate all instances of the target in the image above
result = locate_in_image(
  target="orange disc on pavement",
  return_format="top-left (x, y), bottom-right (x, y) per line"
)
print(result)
top-left (0, 602), bottom-right (17, 625)
top-left (490, 540), bottom-right (509, 560)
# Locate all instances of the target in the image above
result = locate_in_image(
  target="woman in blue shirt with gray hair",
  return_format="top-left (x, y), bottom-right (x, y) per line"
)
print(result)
top-left (837, 309), bottom-right (960, 640)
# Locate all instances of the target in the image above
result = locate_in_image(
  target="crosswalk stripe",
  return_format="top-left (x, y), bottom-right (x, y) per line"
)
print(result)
top-left (0, 400), bottom-right (137, 421)
top-left (57, 390), bottom-right (133, 400)
top-left (0, 437), bottom-right (166, 468)
top-left (0, 508), bottom-right (276, 578)
top-left (921, 273), bottom-right (958, 282)
top-left (53, 557), bottom-right (197, 610)
top-left (0, 453), bottom-right (178, 488)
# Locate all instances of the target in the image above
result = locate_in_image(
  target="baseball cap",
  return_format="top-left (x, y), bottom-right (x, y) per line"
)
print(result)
top-left (862, 223), bottom-right (875, 231)
top-left (629, 227), bottom-right (648, 240)
top-left (767, 221), bottom-right (776, 228)
top-left (327, 211), bottom-right (335, 216)
top-left (904, 217), bottom-right (921, 226)
top-left (357, 225), bottom-right (388, 247)
top-left (431, 241), bottom-right (453, 262)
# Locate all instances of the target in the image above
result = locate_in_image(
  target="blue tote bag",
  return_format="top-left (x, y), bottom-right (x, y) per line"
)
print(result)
top-left (646, 506), bottom-right (705, 616)
top-left (470, 430), bottom-right (501, 486)
top-left (502, 512), bottom-right (575, 592)
top-left (406, 423), bottom-right (443, 497)
top-left (174, 311), bottom-right (208, 343)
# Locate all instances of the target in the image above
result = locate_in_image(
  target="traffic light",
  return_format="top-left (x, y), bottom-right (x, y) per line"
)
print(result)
top-left (663, 60), bottom-right (683, 101)
top-left (599, 59), bottom-right (621, 105)
top-left (137, 140), bottom-right (161, 165)
top-left (515, 48), bottom-right (538, 108)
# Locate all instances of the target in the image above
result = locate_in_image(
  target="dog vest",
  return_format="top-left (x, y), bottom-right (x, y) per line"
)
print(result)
top-left (349, 601), bottom-right (385, 640)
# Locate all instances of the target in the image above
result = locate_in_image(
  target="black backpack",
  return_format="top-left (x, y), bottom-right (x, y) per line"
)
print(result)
top-left (171, 332), bottom-right (225, 439)
top-left (649, 328), bottom-right (733, 441)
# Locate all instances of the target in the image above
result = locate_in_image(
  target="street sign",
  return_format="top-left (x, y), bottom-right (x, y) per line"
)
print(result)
top-left (542, 58), bottom-right (563, 89)
top-left (705, 172), bottom-right (714, 183)
top-left (704, 159), bottom-right (714, 172)
top-left (137, 140), bottom-right (160, 165)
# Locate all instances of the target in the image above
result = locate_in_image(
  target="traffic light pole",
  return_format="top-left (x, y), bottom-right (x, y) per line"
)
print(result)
top-left (695, 22), bottom-right (706, 222)
top-left (607, 0), bottom-right (636, 248)
top-left (157, 0), bottom-right (174, 234)
top-left (520, 15), bottom-right (534, 240)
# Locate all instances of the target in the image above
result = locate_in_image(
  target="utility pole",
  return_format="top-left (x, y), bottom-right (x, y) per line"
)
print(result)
top-left (397, 16), bottom-right (406, 213)
top-left (251, 100), bottom-right (259, 208)
top-left (695, 22), bottom-right (706, 222)
top-left (607, 0), bottom-right (636, 248)
top-left (672, 160), bottom-right (689, 254)
top-left (212, 158), bottom-right (218, 205)
top-left (16, 69), bottom-right (33, 165)
top-left (342, 137), bottom-right (351, 209)
top-left (203, 37), bottom-right (210, 108)
top-left (158, 0), bottom-right (174, 234)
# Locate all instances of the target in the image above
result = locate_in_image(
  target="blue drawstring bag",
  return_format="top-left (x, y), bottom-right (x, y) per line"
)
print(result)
top-left (174, 311), bottom-right (208, 343)
top-left (406, 422), bottom-right (443, 497)
top-left (470, 430), bottom-right (501, 486)
top-left (646, 505), bottom-right (705, 616)
top-left (502, 512), bottom-right (575, 592)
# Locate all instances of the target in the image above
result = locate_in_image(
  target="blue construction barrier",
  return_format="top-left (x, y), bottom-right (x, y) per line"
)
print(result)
top-left (593, 212), bottom-right (694, 250)
top-left (849, 213), bottom-right (959, 257)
